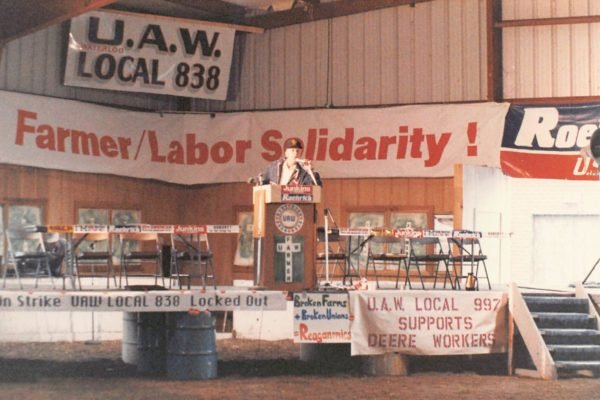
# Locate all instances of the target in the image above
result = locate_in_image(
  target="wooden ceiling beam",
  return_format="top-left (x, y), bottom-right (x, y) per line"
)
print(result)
top-left (240, 0), bottom-right (435, 29)
top-left (164, 0), bottom-right (246, 18)
top-left (0, 0), bottom-right (119, 45)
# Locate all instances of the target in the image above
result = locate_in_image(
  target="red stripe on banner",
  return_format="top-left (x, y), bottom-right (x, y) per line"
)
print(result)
top-left (500, 150), bottom-right (600, 180)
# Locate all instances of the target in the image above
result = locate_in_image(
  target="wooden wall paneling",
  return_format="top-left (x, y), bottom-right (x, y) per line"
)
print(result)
top-left (453, 164), bottom-right (464, 230)
top-left (406, 178), bottom-right (427, 206)
top-left (390, 177), bottom-right (410, 207)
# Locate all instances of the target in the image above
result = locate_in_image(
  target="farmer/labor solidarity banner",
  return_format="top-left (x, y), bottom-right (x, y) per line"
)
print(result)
top-left (0, 90), bottom-right (509, 185)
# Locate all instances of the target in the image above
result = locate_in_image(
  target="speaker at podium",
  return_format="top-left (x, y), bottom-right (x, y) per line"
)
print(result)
top-left (252, 184), bottom-right (321, 291)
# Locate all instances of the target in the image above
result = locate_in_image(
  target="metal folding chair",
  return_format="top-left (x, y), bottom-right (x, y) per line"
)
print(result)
top-left (409, 236), bottom-right (451, 289)
top-left (74, 231), bottom-right (116, 289)
top-left (365, 234), bottom-right (412, 289)
top-left (119, 232), bottom-right (165, 288)
top-left (2, 227), bottom-right (56, 289)
top-left (447, 235), bottom-right (491, 290)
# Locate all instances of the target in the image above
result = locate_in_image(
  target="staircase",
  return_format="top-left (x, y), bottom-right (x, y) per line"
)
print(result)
top-left (513, 287), bottom-right (600, 378)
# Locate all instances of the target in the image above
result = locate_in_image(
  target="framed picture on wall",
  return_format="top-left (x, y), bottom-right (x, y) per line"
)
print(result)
top-left (234, 210), bottom-right (254, 267)
top-left (78, 208), bottom-right (109, 225)
top-left (348, 211), bottom-right (385, 270)
top-left (77, 208), bottom-right (110, 253)
top-left (111, 209), bottom-right (141, 225)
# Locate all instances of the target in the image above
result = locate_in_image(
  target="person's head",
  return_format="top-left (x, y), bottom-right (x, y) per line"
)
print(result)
top-left (283, 137), bottom-right (303, 161)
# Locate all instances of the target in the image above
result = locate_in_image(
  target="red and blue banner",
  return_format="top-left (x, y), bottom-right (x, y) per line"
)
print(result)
top-left (501, 103), bottom-right (600, 180)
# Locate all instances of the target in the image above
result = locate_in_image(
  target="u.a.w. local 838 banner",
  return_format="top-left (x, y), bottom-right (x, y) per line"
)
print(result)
top-left (349, 291), bottom-right (508, 356)
top-left (501, 103), bottom-right (600, 180)
top-left (64, 10), bottom-right (235, 100)
top-left (0, 90), bottom-right (508, 185)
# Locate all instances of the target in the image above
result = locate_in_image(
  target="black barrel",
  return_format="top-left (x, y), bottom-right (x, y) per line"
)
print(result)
top-left (166, 311), bottom-right (218, 380)
top-left (122, 312), bottom-right (139, 365)
top-left (137, 312), bottom-right (167, 375)
top-left (121, 285), bottom-right (166, 367)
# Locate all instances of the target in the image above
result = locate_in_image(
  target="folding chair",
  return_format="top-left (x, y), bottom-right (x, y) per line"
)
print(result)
top-left (2, 227), bottom-right (56, 289)
top-left (447, 235), bottom-right (491, 290)
top-left (74, 231), bottom-right (116, 289)
top-left (169, 233), bottom-right (215, 289)
top-left (409, 236), bottom-right (452, 289)
top-left (119, 232), bottom-right (165, 288)
top-left (315, 227), bottom-right (348, 283)
top-left (365, 234), bottom-right (413, 289)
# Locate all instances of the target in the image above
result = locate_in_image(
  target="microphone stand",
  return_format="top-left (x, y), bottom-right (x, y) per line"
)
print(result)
top-left (324, 208), bottom-right (330, 285)
top-left (321, 208), bottom-right (341, 287)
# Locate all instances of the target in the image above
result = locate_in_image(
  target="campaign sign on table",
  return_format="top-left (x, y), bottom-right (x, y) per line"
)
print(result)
top-left (293, 292), bottom-right (351, 343)
top-left (65, 10), bottom-right (235, 100)
top-left (349, 291), bottom-right (508, 356)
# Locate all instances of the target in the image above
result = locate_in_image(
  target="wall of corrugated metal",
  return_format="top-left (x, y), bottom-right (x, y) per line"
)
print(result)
top-left (0, 0), bottom-right (489, 112)
top-left (209, 0), bottom-right (489, 112)
top-left (502, 0), bottom-right (600, 99)
top-left (8, 0), bottom-right (600, 108)
top-left (0, 22), bottom-right (180, 111)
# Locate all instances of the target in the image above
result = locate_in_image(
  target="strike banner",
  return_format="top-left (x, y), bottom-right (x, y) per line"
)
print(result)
top-left (293, 292), bottom-right (351, 343)
top-left (501, 103), bottom-right (600, 180)
top-left (0, 90), bottom-right (509, 185)
top-left (64, 10), bottom-right (235, 100)
top-left (0, 289), bottom-right (287, 312)
top-left (349, 291), bottom-right (508, 356)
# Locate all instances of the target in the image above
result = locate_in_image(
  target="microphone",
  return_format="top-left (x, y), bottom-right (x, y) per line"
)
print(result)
top-left (297, 159), bottom-right (318, 185)
top-left (247, 174), bottom-right (263, 185)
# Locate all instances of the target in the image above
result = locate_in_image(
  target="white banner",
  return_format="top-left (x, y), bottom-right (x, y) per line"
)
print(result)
top-left (0, 289), bottom-right (287, 312)
top-left (293, 292), bottom-right (351, 343)
top-left (0, 90), bottom-right (509, 185)
top-left (349, 291), bottom-right (508, 356)
top-left (64, 10), bottom-right (235, 100)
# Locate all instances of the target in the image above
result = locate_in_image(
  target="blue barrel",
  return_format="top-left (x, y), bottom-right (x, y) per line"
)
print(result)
top-left (122, 312), bottom-right (139, 365)
top-left (137, 312), bottom-right (167, 375)
top-left (167, 311), bottom-right (218, 380)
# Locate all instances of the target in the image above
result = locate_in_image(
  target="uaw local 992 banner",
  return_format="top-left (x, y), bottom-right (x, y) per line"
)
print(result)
top-left (501, 103), bottom-right (600, 180)
top-left (64, 10), bottom-right (235, 100)
top-left (0, 90), bottom-right (509, 185)
top-left (349, 291), bottom-right (508, 356)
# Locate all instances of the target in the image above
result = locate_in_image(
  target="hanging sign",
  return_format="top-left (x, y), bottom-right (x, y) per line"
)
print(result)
top-left (64, 10), bottom-right (236, 100)
top-left (501, 103), bottom-right (600, 180)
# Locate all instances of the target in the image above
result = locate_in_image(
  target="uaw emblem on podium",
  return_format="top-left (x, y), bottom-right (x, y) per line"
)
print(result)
top-left (273, 204), bottom-right (305, 283)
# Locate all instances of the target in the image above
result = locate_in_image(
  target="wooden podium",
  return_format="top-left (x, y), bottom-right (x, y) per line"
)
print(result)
top-left (253, 184), bottom-right (321, 291)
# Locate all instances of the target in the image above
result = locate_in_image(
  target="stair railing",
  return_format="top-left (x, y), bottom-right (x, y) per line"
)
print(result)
top-left (509, 282), bottom-right (557, 380)
top-left (575, 283), bottom-right (600, 330)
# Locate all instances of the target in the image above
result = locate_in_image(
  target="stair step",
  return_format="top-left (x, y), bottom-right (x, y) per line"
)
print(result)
top-left (555, 360), bottom-right (600, 374)
top-left (522, 292), bottom-right (574, 297)
top-left (524, 296), bottom-right (589, 313)
top-left (541, 329), bottom-right (600, 345)
top-left (548, 345), bottom-right (600, 361)
top-left (531, 313), bottom-right (597, 329)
